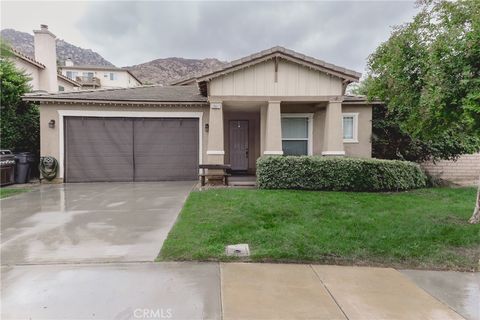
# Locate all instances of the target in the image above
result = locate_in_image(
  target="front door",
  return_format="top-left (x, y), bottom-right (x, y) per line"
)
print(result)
top-left (229, 120), bottom-right (249, 171)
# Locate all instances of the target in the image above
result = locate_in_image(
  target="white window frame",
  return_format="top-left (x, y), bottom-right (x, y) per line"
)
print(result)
top-left (342, 113), bottom-right (359, 143)
top-left (281, 113), bottom-right (314, 155)
top-left (66, 71), bottom-right (77, 80)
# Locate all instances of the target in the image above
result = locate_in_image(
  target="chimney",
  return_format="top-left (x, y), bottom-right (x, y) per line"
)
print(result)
top-left (34, 24), bottom-right (58, 92)
top-left (65, 58), bottom-right (74, 67)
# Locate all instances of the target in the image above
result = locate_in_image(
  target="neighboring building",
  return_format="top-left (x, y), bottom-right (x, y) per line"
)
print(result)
top-left (8, 25), bottom-right (81, 92)
top-left (24, 46), bottom-right (379, 183)
top-left (60, 60), bottom-right (142, 89)
top-left (6, 24), bottom-right (140, 92)
top-left (422, 153), bottom-right (480, 186)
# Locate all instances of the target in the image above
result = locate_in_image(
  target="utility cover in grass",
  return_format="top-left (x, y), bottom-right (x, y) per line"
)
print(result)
top-left (226, 244), bottom-right (250, 257)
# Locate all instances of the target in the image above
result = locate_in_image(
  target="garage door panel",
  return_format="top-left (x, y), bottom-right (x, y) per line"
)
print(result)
top-left (65, 117), bottom-right (134, 182)
top-left (133, 119), bottom-right (198, 181)
top-left (65, 117), bottom-right (199, 182)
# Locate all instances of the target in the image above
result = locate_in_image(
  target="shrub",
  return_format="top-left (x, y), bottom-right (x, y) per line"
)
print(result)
top-left (256, 156), bottom-right (427, 192)
top-left (0, 57), bottom-right (39, 155)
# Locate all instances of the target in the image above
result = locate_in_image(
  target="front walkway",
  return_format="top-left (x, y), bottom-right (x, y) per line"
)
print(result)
top-left (2, 262), bottom-right (476, 319)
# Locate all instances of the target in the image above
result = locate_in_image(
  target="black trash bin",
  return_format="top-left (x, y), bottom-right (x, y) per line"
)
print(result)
top-left (15, 152), bottom-right (35, 184)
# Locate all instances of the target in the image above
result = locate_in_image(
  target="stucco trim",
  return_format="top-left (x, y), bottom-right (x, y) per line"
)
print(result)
top-left (206, 150), bottom-right (225, 155)
top-left (263, 151), bottom-right (284, 155)
top-left (57, 110), bottom-right (203, 179)
top-left (321, 151), bottom-right (346, 156)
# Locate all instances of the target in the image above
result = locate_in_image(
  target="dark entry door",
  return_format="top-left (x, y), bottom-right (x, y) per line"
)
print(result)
top-left (229, 120), bottom-right (249, 171)
top-left (65, 117), bottom-right (198, 182)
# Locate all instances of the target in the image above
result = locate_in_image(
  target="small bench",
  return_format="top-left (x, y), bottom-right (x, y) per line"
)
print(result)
top-left (199, 164), bottom-right (231, 186)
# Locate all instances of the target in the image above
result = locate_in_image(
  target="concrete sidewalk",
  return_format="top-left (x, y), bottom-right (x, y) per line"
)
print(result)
top-left (221, 263), bottom-right (466, 320)
top-left (3, 262), bottom-right (475, 320)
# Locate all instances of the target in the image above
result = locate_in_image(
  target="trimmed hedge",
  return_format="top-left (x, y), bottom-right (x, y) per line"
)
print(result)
top-left (256, 156), bottom-right (427, 191)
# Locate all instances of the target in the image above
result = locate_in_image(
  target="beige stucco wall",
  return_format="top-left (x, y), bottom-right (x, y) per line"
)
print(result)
top-left (342, 104), bottom-right (372, 158)
top-left (34, 28), bottom-right (58, 92)
top-left (279, 103), bottom-right (372, 158)
top-left (12, 57), bottom-right (41, 90)
top-left (57, 77), bottom-right (79, 92)
top-left (39, 103), bottom-right (209, 178)
top-left (209, 59), bottom-right (343, 96)
top-left (39, 100), bottom-right (371, 181)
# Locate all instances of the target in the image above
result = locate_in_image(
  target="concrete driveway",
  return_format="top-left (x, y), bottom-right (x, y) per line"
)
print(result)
top-left (2, 182), bottom-right (225, 319)
top-left (1, 182), bottom-right (194, 264)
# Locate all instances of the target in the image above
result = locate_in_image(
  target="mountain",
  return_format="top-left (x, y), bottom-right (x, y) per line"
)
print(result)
top-left (1, 28), bottom-right (114, 67)
top-left (126, 57), bottom-right (227, 85)
top-left (1, 28), bottom-right (228, 85)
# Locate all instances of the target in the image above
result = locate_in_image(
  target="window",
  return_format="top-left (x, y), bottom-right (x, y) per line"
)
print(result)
top-left (66, 71), bottom-right (77, 80)
top-left (109, 72), bottom-right (117, 80)
top-left (342, 113), bottom-right (358, 143)
top-left (281, 114), bottom-right (313, 156)
top-left (58, 85), bottom-right (65, 92)
top-left (83, 72), bottom-right (94, 79)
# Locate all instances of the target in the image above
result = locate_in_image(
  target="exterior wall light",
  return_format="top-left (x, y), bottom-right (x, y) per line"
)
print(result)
top-left (205, 123), bottom-right (209, 132)
top-left (48, 120), bottom-right (55, 128)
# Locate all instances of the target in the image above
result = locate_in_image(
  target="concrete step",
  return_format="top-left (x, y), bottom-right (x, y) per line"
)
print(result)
top-left (228, 181), bottom-right (256, 187)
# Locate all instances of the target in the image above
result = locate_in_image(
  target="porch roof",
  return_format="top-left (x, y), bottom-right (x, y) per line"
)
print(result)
top-left (171, 46), bottom-right (362, 89)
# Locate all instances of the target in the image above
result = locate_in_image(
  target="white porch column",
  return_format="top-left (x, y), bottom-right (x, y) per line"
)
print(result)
top-left (263, 101), bottom-right (283, 155)
top-left (322, 100), bottom-right (345, 156)
top-left (260, 104), bottom-right (267, 155)
top-left (207, 101), bottom-right (224, 164)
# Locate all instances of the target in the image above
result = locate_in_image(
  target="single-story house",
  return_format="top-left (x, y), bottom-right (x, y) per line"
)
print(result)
top-left (24, 46), bottom-right (379, 183)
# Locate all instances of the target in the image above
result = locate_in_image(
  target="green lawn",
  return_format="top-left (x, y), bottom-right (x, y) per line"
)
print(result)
top-left (0, 187), bottom-right (30, 199)
top-left (158, 187), bottom-right (480, 271)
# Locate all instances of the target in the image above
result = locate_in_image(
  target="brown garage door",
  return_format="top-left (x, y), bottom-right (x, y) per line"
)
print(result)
top-left (65, 117), bottom-right (198, 182)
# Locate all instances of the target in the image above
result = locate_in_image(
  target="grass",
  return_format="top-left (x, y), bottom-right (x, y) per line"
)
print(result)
top-left (0, 187), bottom-right (30, 199)
top-left (158, 187), bottom-right (480, 271)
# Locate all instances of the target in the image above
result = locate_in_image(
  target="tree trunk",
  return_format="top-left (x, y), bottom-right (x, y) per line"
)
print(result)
top-left (469, 176), bottom-right (480, 224)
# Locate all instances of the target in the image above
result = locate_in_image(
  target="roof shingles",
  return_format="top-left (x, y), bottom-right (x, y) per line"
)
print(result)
top-left (23, 85), bottom-right (207, 103)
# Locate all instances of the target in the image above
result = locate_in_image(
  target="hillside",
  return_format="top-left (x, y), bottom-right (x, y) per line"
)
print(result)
top-left (126, 57), bottom-right (227, 85)
top-left (1, 28), bottom-right (114, 67)
top-left (1, 28), bottom-right (227, 84)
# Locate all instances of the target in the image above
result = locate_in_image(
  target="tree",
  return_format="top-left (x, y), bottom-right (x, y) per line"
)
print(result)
top-left (361, 0), bottom-right (480, 162)
top-left (0, 45), bottom-right (40, 155)
top-left (470, 177), bottom-right (480, 224)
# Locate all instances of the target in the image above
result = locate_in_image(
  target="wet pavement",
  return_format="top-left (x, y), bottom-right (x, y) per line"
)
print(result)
top-left (1, 262), bottom-right (221, 320)
top-left (1, 182), bottom-right (194, 264)
top-left (1, 183), bottom-right (478, 319)
top-left (402, 269), bottom-right (480, 320)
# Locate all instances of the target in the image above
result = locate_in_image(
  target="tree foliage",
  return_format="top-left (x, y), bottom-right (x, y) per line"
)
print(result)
top-left (361, 0), bottom-right (480, 161)
top-left (0, 47), bottom-right (39, 155)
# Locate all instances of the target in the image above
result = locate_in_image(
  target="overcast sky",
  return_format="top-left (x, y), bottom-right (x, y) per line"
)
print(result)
top-left (1, 1), bottom-right (419, 73)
